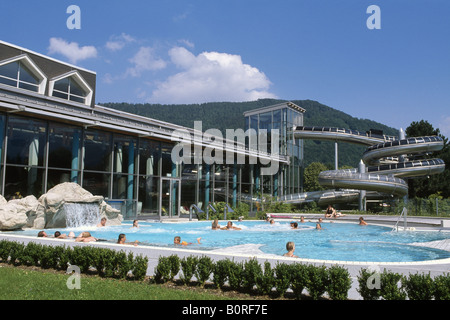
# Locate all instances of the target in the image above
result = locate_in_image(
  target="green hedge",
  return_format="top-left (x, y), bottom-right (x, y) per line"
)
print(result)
top-left (155, 254), bottom-right (353, 299)
top-left (0, 239), bottom-right (148, 281)
top-left (2, 239), bottom-right (449, 300)
top-left (156, 254), bottom-right (450, 300)
top-left (357, 268), bottom-right (450, 300)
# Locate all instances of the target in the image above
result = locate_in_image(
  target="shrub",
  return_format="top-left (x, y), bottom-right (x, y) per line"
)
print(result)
top-left (433, 273), bottom-right (450, 300)
top-left (256, 261), bottom-right (275, 296)
top-left (306, 264), bottom-right (329, 300)
top-left (131, 255), bottom-right (148, 281)
top-left (0, 240), bottom-right (11, 262)
top-left (8, 241), bottom-right (24, 265)
top-left (327, 265), bottom-right (352, 300)
top-left (168, 255), bottom-right (180, 281)
top-left (92, 247), bottom-right (115, 277)
top-left (195, 256), bottom-right (214, 287)
top-left (227, 260), bottom-right (244, 291)
top-left (19, 242), bottom-right (42, 266)
top-left (404, 272), bottom-right (434, 300)
top-left (115, 251), bottom-right (133, 279)
top-left (273, 262), bottom-right (291, 297)
top-left (154, 256), bottom-right (172, 283)
top-left (57, 245), bottom-right (71, 270)
top-left (357, 268), bottom-right (381, 300)
top-left (242, 258), bottom-right (262, 293)
top-left (40, 245), bottom-right (58, 269)
top-left (290, 263), bottom-right (309, 299)
top-left (213, 259), bottom-right (230, 289)
top-left (180, 256), bottom-right (198, 285)
top-left (380, 270), bottom-right (406, 300)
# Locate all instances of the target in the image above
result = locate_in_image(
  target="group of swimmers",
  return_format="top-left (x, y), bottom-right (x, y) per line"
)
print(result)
top-left (37, 217), bottom-right (141, 246)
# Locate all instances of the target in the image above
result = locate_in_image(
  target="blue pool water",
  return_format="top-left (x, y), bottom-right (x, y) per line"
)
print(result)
top-left (10, 220), bottom-right (450, 262)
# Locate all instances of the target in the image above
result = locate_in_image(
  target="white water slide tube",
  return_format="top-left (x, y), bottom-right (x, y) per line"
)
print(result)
top-left (280, 126), bottom-right (445, 204)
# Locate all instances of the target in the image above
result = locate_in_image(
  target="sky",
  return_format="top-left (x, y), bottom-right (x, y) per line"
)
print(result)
top-left (1, 0), bottom-right (449, 136)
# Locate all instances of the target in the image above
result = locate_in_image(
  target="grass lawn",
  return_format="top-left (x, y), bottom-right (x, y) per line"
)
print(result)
top-left (0, 264), bottom-right (236, 300)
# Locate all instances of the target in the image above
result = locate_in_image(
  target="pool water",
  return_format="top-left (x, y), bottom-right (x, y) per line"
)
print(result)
top-left (11, 220), bottom-right (450, 262)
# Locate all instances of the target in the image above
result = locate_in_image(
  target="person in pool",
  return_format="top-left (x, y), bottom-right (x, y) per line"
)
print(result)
top-left (283, 241), bottom-right (299, 258)
top-left (174, 236), bottom-right (202, 246)
top-left (75, 232), bottom-right (97, 242)
top-left (211, 219), bottom-right (221, 230)
top-left (117, 233), bottom-right (138, 246)
top-left (221, 221), bottom-right (241, 230)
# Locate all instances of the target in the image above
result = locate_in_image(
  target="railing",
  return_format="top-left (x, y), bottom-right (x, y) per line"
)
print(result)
top-left (392, 207), bottom-right (408, 231)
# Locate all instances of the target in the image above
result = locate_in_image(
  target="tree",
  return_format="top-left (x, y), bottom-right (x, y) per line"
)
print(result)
top-left (405, 120), bottom-right (449, 198)
top-left (304, 162), bottom-right (329, 192)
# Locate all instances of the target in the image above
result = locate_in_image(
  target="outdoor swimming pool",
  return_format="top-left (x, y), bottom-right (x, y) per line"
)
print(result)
top-left (10, 220), bottom-right (450, 263)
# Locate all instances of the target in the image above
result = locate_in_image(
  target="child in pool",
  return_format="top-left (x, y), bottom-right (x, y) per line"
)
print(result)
top-left (174, 236), bottom-right (202, 246)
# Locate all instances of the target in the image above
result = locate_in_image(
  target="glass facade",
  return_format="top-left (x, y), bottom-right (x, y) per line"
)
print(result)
top-left (244, 104), bottom-right (305, 196)
top-left (0, 44), bottom-right (297, 220)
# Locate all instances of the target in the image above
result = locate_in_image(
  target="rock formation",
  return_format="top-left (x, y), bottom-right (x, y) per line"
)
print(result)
top-left (0, 183), bottom-right (123, 230)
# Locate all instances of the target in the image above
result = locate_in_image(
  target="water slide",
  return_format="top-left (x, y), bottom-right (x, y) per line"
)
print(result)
top-left (280, 126), bottom-right (445, 205)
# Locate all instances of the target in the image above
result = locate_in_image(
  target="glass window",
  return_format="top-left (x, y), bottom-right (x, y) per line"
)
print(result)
top-left (6, 116), bottom-right (46, 167)
top-left (161, 142), bottom-right (178, 177)
top-left (4, 166), bottom-right (45, 199)
top-left (52, 76), bottom-right (88, 104)
top-left (83, 129), bottom-right (112, 172)
top-left (138, 176), bottom-right (159, 215)
top-left (139, 139), bottom-right (160, 176)
top-left (113, 135), bottom-right (137, 174)
top-left (113, 173), bottom-right (135, 199)
top-left (48, 123), bottom-right (82, 169)
top-left (82, 171), bottom-right (110, 198)
top-left (259, 112), bottom-right (272, 131)
top-left (0, 61), bottom-right (39, 92)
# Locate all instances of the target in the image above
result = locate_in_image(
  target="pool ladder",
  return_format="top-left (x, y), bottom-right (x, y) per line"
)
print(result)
top-left (392, 207), bottom-right (408, 231)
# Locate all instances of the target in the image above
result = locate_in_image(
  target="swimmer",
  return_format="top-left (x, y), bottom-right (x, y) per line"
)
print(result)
top-left (174, 236), bottom-right (202, 246)
top-left (211, 219), bottom-right (221, 230)
top-left (283, 241), bottom-right (299, 258)
top-left (300, 216), bottom-right (305, 223)
top-left (117, 233), bottom-right (138, 246)
top-left (316, 223), bottom-right (322, 230)
top-left (221, 221), bottom-right (241, 230)
top-left (37, 231), bottom-right (48, 237)
top-left (359, 217), bottom-right (368, 226)
top-left (97, 217), bottom-right (107, 227)
top-left (290, 222), bottom-right (298, 229)
top-left (75, 232), bottom-right (97, 242)
top-left (132, 220), bottom-right (139, 228)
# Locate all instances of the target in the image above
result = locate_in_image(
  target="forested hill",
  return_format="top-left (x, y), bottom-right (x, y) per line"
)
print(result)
top-left (100, 99), bottom-right (399, 167)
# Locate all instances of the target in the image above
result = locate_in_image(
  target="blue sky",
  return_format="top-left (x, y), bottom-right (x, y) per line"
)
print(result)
top-left (1, 0), bottom-right (449, 136)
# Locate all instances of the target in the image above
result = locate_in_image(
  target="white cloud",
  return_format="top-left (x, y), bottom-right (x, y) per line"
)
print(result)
top-left (150, 47), bottom-right (277, 104)
top-left (48, 38), bottom-right (97, 64)
top-left (126, 47), bottom-right (167, 77)
top-left (105, 33), bottom-right (136, 51)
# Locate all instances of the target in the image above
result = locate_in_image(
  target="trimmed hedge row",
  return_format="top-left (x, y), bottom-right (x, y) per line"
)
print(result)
top-left (155, 255), bottom-right (352, 300)
top-left (357, 268), bottom-right (450, 300)
top-left (1, 239), bottom-right (449, 300)
top-left (155, 254), bottom-right (450, 300)
top-left (0, 239), bottom-right (148, 281)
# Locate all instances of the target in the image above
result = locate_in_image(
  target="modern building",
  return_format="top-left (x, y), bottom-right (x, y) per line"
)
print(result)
top-left (0, 40), bottom-right (303, 220)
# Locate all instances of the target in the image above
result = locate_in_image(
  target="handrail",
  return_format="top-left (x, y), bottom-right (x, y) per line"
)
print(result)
top-left (392, 207), bottom-right (407, 231)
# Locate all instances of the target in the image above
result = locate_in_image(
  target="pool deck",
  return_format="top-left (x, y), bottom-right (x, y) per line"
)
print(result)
top-left (1, 214), bottom-right (450, 300)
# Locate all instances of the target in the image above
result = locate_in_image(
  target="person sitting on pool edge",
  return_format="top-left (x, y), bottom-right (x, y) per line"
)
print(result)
top-left (174, 236), bottom-right (202, 246)
top-left (283, 241), bottom-right (299, 258)
top-left (221, 221), bottom-right (241, 230)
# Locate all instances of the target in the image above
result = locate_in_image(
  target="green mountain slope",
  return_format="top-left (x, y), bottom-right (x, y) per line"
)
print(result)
top-left (100, 99), bottom-right (399, 167)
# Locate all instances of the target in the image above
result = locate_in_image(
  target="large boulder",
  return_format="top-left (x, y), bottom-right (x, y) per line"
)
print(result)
top-left (37, 182), bottom-right (122, 229)
top-left (0, 195), bottom-right (28, 230)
